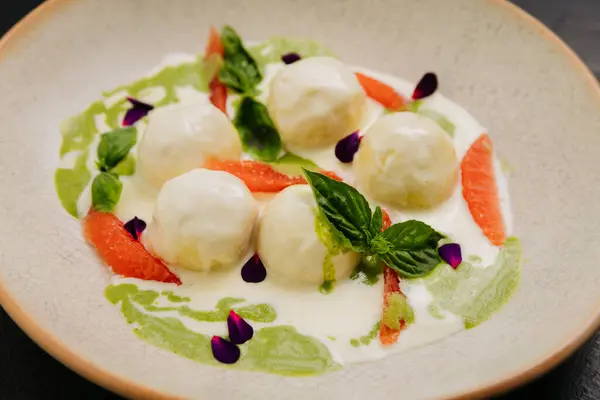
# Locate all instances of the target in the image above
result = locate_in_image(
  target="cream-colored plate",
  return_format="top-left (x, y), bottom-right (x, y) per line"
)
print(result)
top-left (1, 0), bottom-right (599, 399)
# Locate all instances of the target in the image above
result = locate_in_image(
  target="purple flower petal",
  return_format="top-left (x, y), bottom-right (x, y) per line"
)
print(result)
top-left (227, 310), bottom-right (254, 345)
top-left (211, 336), bottom-right (241, 364)
top-left (335, 131), bottom-right (361, 163)
top-left (122, 97), bottom-right (154, 126)
top-left (241, 254), bottom-right (267, 283)
top-left (123, 216), bottom-right (147, 241)
top-left (412, 72), bottom-right (438, 100)
top-left (281, 52), bottom-right (301, 64)
top-left (438, 243), bottom-right (462, 269)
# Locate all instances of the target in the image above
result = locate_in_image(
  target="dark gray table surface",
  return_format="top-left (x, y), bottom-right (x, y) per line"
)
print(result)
top-left (1, 1), bottom-right (599, 399)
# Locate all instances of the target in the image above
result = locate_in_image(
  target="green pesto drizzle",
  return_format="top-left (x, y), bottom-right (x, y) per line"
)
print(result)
top-left (105, 284), bottom-right (339, 376)
top-left (107, 284), bottom-right (275, 323)
top-left (161, 291), bottom-right (190, 303)
top-left (314, 213), bottom-right (340, 294)
top-left (427, 303), bottom-right (446, 320)
top-left (423, 237), bottom-right (522, 328)
top-left (54, 150), bottom-right (91, 218)
top-left (247, 37), bottom-right (335, 74)
top-left (349, 320), bottom-right (381, 347)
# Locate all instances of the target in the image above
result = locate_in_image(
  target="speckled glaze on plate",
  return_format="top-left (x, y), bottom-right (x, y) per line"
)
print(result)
top-left (0, 0), bottom-right (599, 399)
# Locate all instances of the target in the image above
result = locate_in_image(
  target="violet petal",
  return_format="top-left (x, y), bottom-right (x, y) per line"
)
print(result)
top-left (123, 216), bottom-right (147, 241)
top-left (335, 131), bottom-right (361, 163)
top-left (122, 97), bottom-right (154, 126)
top-left (412, 72), bottom-right (438, 100)
top-left (211, 336), bottom-right (241, 364)
top-left (438, 243), bottom-right (462, 269)
top-left (281, 52), bottom-right (301, 64)
top-left (227, 310), bottom-right (254, 345)
top-left (241, 254), bottom-right (267, 283)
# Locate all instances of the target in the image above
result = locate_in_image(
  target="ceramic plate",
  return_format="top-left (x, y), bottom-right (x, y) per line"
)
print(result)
top-left (1, 0), bottom-right (599, 399)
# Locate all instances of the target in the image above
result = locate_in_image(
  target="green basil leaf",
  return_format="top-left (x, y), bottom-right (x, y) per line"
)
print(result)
top-left (303, 170), bottom-right (373, 252)
top-left (379, 220), bottom-right (443, 249)
top-left (234, 97), bottom-right (282, 161)
top-left (91, 172), bottom-right (123, 212)
top-left (377, 220), bottom-right (443, 278)
top-left (418, 109), bottom-right (456, 137)
top-left (369, 206), bottom-right (383, 235)
top-left (219, 26), bottom-right (262, 95)
top-left (97, 126), bottom-right (137, 171)
top-left (380, 247), bottom-right (441, 279)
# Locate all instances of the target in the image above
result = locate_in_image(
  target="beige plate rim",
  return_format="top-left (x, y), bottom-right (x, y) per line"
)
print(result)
top-left (0, 0), bottom-right (599, 399)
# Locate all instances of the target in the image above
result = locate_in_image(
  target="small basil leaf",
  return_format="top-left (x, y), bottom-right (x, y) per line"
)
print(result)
top-left (376, 220), bottom-right (443, 278)
top-left (91, 172), bottom-right (123, 212)
top-left (97, 126), bottom-right (137, 171)
top-left (380, 247), bottom-right (441, 279)
top-left (219, 26), bottom-right (262, 95)
top-left (419, 109), bottom-right (456, 137)
top-left (303, 170), bottom-right (373, 252)
top-left (379, 220), bottom-right (443, 250)
top-left (234, 97), bottom-right (282, 162)
top-left (370, 206), bottom-right (383, 235)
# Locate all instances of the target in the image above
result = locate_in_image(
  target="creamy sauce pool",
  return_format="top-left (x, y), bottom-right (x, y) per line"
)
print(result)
top-left (68, 52), bottom-right (516, 368)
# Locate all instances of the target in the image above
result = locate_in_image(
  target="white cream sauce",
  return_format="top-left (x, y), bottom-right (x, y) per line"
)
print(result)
top-left (77, 53), bottom-right (513, 365)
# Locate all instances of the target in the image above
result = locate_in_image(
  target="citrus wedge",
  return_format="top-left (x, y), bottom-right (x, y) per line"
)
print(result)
top-left (83, 210), bottom-right (181, 284)
top-left (461, 133), bottom-right (506, 246)
top-left (204, 160), bottom-right (342, 192)
top-left (378, 209), bottom-right (408, 346)
top-left (204, 27), bottom-right (228, 114)
top-left (355, 72), bottom-right (407, 111)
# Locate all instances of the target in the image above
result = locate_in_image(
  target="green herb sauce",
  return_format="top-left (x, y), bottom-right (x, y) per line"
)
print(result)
top-left (314, 213), bottom-right (340, 294)
top-left (349, 321), bottom-right (381, 347)
top-left (105, 284), bottom-right (340, 376)
top-left (247, 37), bottom-right (335, 74)
top-left (161, 291), bottom-right (190, 303)
top-left (107, 284), bottom-right (275, 323)
top-left (427, 303), bottom-right (446, 320)
top-left (423, 237), bottom-right (522, 328)
top-left (54, 150), bottom-right (90, 217)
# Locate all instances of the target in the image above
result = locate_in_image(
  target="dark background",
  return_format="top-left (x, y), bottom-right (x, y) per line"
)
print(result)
top-left (1, 0), bottom-right (599, 399)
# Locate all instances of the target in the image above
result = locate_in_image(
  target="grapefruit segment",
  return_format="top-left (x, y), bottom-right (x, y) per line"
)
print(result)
top-left (379, 266), bottom-right (407, 346)
top-left (204, 27), bottom-right (224, 57)
top-left (83, 211), bottom-right (181, 284)
top-left (355, 72), bottom-right (407, 111)
top-left (379, 209), bottom-right (408, 346)
top-left (204, 27), bottom-right (228, 115)
top-left (461, 134), bottom-right (506, 246)
top-left (204, 160), bottom-right (342, 192)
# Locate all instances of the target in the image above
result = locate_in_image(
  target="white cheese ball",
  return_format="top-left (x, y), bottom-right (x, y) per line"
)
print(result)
top-left (144, 169), bottom-right (258, 272)
top-left (257, 185), bottom-right (359, 285)
top-left (137, 101), bottom-right (242, 188)
top-left (354, 112), bottom-right (458, 209)
top-left (267, 57), bottom-right (367, 148)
